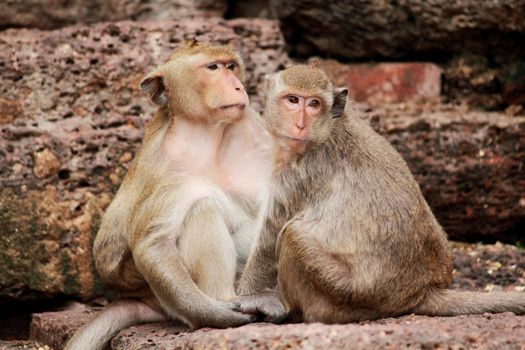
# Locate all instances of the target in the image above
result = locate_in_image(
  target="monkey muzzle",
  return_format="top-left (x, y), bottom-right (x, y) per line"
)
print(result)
top-left (220, 103), bottom-right (246, 110)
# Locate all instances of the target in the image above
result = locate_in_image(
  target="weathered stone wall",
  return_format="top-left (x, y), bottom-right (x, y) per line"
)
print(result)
top-left (274, 0), bottom-right (525, 60)
top-left (0, 0), bottom-right (227, 30)
top-left (0, 18), bottom-right (289, 300)
top-left (364, 107), bottom-right (525, 243)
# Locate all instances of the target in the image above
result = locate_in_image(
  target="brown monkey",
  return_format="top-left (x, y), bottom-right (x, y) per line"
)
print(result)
top-left (65, 41), bottom-right (271, 350)
top-left (235, 65), bottom-right (525, 324)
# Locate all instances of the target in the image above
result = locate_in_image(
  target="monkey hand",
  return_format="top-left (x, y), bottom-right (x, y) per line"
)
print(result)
top-left (233, 290), bottom-right (288, 323)
top-left (194, 301), bottom-right (259, 329)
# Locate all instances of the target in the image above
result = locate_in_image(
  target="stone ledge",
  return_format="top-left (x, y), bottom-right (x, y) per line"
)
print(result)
top-left (30, 306), bottom-right (525, 350)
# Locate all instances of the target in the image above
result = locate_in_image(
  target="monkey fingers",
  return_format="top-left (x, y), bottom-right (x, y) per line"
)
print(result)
top-left (233, 290), bottom-right (288, 323)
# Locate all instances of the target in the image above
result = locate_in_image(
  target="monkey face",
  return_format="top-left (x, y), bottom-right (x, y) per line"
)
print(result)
top-left (264, 66), bottom-right (348, 155)
top-left (193, 56), bottom-right (249, 123)
top-left (139, 43), bottom-right (249, 124)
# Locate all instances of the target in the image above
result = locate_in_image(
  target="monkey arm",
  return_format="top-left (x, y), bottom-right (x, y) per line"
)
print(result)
top-left (133, 234), bottom-right (256, 329)
top-left (237, 215), bottom-right (281, 295)
top-left (131, 194), bottom-right (261, 330)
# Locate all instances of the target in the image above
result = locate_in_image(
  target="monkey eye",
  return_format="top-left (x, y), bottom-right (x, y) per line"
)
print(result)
top-left (226, 62), bottom-right (237, 70)
top-left (287, 95), bottom-right (299, 104)
top-left (207, 63), bottom-right (219, 70)
top-left (309, 99), bottom-right (321, 108)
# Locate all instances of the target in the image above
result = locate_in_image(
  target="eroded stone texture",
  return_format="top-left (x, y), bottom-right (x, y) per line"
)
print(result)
top-left (0, 18), bottom-right (288, 300)
top-left (30, 303), bottom-right (94, 350)
top-left (450, 242), bottom-right (525, 292)
top-left (0, 0), bottom-right (227, 30)
top-left (442, 55), bottom-right (525, 110)
top-left (363, 105), bottom-right (525, 243)
top-left (0, 341), bottom-right (51, 350)
top-left (30, 309), bottom-right (525, 350)
top-left (275, 0), bottom-right (525, 60)
top-left (111, 313), bottom-right (525, 350)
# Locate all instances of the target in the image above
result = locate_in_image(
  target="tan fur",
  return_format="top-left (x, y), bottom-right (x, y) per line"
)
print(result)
top-left (281, 64), bottom-right (330, 92)
top-left (65, 42), bottom-right (271, 350)
top-left (236, 65), bottom-right (525, 324)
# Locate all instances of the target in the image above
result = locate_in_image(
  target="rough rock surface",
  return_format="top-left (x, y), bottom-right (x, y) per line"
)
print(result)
top-left (362, 104), bottom-right (525, 243)
top-left (0, 341), bottom-right (51, 350)
top-left (113, 313), bottom-right (525, 350)
top-left (30, 308), bottom-right (525, 350)
top-left (0, 18), bottom-right (288, 301)
top-left (29, 242), bottom-right (525, 349)
top-left (450, 242), bottom-right (525, 292)
top-left (0, 0), bottom-right (227, 30)
top-left (442, 54), bottom-right (525, 110)
top-left (275, 0), bottom-right (525, 60)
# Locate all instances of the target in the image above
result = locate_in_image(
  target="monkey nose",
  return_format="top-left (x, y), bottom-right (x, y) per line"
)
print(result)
top-left (230, 76), bottom-right (244, 92)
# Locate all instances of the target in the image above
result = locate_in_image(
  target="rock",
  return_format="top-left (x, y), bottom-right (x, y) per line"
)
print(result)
top-left (0, 98), bottom-right (22, 125)
top-left (363, 104), bottom-right (525, 243)
top-left (30, 309), bottom-right (525, 350)
top-left (346, 63), bottom-right (441, 104)
top-left (0, 0), bottom-right (227, 30)
top-left (0, 18), bottom-right (288, 301)
top-left (32, 149), bottom-right (61, 179)
top-left (501, 62), bottom-right (525, 106)
top-left (442, 54), bottom-right (504, 110)
top-left (226, 0), bottom-right (275, 19)
top-left (110, 314), bottom-right (525, 350)
top-left (274, 0), bottom-right (525, 60)
top-left (29, 242), bottom-right (525, 349)
top-left (0, 341), bottom-right (51, 350)
top-left (450, 242), bottom-right (525, 292)
top-left (30, 303), bottom-right (94, 350)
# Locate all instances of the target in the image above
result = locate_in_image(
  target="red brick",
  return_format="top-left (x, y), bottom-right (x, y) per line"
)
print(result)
top-left (346, 63), bottom-right (441, 104)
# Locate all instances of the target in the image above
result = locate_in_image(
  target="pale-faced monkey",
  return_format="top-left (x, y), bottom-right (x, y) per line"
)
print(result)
top-left (235, 64), bottom-right (525, 324)
top-left (65, 41), bottom-right (271, 350)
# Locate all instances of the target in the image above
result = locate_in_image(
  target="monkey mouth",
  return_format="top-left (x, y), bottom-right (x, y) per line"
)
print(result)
top-left (219, 103), bottom-right (246, 110)
top-left (279, 135), bottom-right (309, 144)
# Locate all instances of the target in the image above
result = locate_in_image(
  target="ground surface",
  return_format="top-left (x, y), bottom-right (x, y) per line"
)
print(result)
top-left (2, 241), bottom-right (521, 350)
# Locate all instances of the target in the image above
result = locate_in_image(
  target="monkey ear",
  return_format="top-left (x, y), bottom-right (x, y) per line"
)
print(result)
top-left (263, 74), bottom-right (272, 90)
top-left (331, 88), bottom-right (348, 118)
top-left (184, 38), bottom-right (199, 48)
top-left (139, 73), bottom-right (169, 106)
top-left (309, 58), bottom-right (321, 68)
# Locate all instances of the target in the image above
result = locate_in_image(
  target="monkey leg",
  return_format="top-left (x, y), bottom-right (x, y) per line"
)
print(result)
top-left (277, 226), bottom-right (384, 323)
top-left (177, 198), bottom-right (238, 301)
top-left (133, 198), bottom-right (256, 329)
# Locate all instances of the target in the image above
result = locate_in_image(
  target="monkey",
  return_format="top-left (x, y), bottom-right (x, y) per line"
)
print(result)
top-left (65, 40), bottom-right (271, 350)
top-left (234, 64), bottom-right (525, 324)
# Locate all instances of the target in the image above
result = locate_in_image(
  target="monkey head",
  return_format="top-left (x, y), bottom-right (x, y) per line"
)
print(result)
top-left (264, 65), bottom-right (348, 155)
top-left (139, 40), bottom-right (249, 123)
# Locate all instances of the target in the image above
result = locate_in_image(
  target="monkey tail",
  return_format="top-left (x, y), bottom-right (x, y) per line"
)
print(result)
top-left (413, 288), bottom-right (525, 316)
top-left (64, 299), bottom-right (167, 350)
